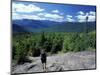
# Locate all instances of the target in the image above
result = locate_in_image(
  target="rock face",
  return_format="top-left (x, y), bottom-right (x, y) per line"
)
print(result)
top-left (12, 51), bottom-right (96, 74)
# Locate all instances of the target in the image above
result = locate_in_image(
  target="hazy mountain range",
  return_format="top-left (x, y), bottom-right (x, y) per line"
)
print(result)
top-left (12, 19), bottom-right (96, 33)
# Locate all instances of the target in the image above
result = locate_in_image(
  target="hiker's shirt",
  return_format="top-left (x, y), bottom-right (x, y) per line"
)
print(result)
top-left (40, 52), bottom-right (47, 63)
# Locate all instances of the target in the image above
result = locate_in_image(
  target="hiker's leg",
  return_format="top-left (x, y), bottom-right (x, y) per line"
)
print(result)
top-left (43, 63), bottom-right (45, 70)
top-left (42, 63), bottom-right (44, 70)
top-left (44, 63), bottom-right (46, 70)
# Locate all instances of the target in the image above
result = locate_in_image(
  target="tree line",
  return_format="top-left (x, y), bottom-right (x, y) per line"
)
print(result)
top-left (12, 31), bottom-right (96, 64)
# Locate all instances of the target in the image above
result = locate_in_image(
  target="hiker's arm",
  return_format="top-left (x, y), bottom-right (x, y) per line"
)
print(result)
top-left (40, 53), bottom-right (41, 57)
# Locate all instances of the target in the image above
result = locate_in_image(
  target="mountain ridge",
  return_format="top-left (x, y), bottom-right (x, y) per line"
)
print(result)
top-left (12, 19), bottom-right (96, 33)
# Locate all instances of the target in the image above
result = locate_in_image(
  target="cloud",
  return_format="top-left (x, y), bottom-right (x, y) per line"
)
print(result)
top-left (52, 10), bottom-right (64, 16)
top-left (66, 18), bottom-right (75, 22)
top-left (37, 13), bottom-right (44, 16)
top-left (12, 2), bottom-right (96, 23)
top-left (66, 15), bottom-right (74, 22)
top-left (77, 11), bottom-right (84, 15)
top-left (37, 13), bottom-right (63, 19)
top-left (37, 13), bottom-right (64, 22)
top-left (66, 15), bottom-right (72, 18)
top-left (52, 10), bottom-right (59, 13)
top-left (89, 11), bottom-right (96, 16)
top-left (22, 15), bottom-right (41, 20)
top-left (12, 3), bottom-right (44, 13)
top-left (12, 12), bottom-right (64, 22)
top-left (76, 11), bottom-right (96, 22)
top-left (44, 13), bottom-right (65, 22)
top-left (12, 13), bottom-right (23, 20)
top-left (12, 13), bottom-right (47, 20)
top-left (76, 15), bottom-right (86, 22)
top-left (88, 11), bottom-right (96, 22)
top-left (12, 2), bottom-right (64, 22)
top-left (88, 15), bottom-right (95, 22)
top-left (44, 13), bottom-right (63, 19)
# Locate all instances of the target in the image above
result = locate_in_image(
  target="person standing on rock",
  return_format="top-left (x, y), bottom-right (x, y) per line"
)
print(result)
top-left (40, 48), bottom-right (47, 72)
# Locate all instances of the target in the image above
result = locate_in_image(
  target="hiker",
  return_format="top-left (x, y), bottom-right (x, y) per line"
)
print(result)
top-left (40, 49), bottom-right (47, 71)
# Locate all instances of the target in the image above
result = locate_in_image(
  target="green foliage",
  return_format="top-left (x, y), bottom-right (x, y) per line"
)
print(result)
top-left (12, 31), bottom-right (96, 64)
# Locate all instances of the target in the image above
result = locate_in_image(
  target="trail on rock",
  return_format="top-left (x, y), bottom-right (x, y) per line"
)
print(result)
top-left (12, 51), bottom-right (96, 74)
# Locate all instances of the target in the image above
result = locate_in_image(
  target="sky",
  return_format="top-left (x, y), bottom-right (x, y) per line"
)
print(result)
top-left (12, 1), bottom-right (96, 22)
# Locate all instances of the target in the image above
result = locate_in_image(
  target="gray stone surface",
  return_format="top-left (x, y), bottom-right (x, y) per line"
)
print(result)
top-left (12, 51), bottom-right (96, 74)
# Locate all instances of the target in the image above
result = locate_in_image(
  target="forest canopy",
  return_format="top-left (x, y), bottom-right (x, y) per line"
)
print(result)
top-left (12, 31), bottom-right (96, 64)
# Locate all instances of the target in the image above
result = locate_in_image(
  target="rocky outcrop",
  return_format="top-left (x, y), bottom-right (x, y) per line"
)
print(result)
top-left (12, 51), bottom-right (96, 74)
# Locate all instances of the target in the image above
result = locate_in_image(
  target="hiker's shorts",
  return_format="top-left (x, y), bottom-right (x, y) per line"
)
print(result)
top-left (41, 58), bottom-right (46, 64)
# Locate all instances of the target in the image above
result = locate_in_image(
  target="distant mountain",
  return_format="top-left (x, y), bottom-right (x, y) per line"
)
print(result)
top-left (13, 24), bottom-right (28, 33)
top-left (13, 19), bottom-right (59, 28)
top-left (12, 19), bottom-right (96, 33)
top-left (45, 22), bottom-right (96, 32)
top-left (13, 19), bottom-right (48, 28)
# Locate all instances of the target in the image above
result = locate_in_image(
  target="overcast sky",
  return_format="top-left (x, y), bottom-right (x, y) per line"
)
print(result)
top-left (12, 1), bottom-right (96, 22)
